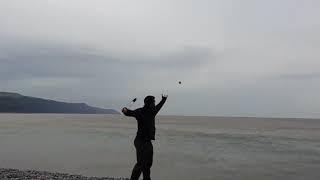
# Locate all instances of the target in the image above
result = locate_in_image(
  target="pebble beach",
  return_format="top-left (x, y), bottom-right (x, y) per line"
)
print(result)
top-left (0, 169), bottom-right (129, 180)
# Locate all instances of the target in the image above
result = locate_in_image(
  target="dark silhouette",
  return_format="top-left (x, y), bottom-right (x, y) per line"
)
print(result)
top-left (122, 94), bottom-right (168, 180)
top-left (0, 92), bottom-right (119, 114)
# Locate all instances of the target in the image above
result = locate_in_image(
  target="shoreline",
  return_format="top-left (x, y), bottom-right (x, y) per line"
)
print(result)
top-left (0, 168), bottom-right (129, 180)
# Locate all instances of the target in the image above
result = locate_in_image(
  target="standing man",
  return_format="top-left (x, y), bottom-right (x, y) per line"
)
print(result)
top-left (122, 94), bottom-right (168, 180)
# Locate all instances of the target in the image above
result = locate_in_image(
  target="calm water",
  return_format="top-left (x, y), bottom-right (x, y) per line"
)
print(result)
top-left (0, 114), bottom-right (320, 180)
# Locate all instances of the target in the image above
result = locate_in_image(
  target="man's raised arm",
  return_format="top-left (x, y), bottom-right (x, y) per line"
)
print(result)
top-left (122, 107), bottom-right (136, 117)
top-left (155, 94), bottom-right (168, 114)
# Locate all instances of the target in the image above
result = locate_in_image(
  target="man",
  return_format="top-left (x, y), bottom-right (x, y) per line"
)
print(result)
top-left (122, 94), bottom-right (168, 180)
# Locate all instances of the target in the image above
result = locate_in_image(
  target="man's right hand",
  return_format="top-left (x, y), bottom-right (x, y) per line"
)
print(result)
top-left (122, 107), bottom-right (128, 114)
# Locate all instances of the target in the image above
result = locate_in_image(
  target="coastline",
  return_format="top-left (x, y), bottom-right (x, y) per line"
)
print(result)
top-left (0, 168), bottom-right (129, 180)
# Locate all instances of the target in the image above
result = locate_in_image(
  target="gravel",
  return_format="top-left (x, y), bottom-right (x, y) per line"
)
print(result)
top-left (0, 168), bottom-right (130, 180)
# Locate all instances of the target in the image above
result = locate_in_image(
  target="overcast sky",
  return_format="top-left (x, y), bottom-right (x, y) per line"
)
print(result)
top-left (1, 0), bottom-right (320, 118)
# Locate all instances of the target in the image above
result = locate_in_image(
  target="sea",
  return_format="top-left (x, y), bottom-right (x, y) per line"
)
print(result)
top-left (0, 114), bottom-right (320, 180)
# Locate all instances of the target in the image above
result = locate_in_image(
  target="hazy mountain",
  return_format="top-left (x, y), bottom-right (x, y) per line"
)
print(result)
top-left (0, 92), bottom-right (119, 114)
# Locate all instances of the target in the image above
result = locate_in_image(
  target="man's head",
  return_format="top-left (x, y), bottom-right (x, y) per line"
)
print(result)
top-left (144, 95), bottom-right (155, 108)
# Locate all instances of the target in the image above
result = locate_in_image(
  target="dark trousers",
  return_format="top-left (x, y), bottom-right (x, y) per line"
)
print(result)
top-left (130, 138), bottom-right (153, 180)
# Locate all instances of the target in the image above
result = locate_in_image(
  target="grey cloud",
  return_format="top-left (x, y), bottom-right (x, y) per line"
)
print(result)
top-left (277, 73), bottom-right (320, 80)
top-left (0, 38), bottom-right (214, 96)
top-left (138, 46), bottom-right (212, 67)
top-left (0, 39), bottom-right (213, 81)
top-left (104, 46), bottom-right (213, 71)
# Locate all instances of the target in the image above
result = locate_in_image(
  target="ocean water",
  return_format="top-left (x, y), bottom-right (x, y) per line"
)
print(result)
top-left (0, 114), bottom-right (320, 180)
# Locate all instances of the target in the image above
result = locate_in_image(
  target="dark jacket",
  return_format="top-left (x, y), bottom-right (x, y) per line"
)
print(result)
top-left (123, 97), bottom-right (167, 141)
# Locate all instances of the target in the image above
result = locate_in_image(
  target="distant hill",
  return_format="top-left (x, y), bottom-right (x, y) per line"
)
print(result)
top-left (0, 92), bottom-right (119, 114)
